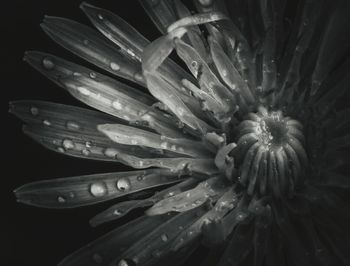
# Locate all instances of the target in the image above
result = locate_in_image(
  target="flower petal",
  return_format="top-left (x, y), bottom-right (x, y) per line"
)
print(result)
top-left (15, 168), bottom-right (183, 208)
top-left (98, 123), bottom-right (212, 158)
top-left (59, 214), bottom-right (173, 266)
top-left (90, 178), bottom-right (198, 226)
top-left (24, 51), bottom-right (185, 138)
top-left (41, 16), bottom-right (145, 86)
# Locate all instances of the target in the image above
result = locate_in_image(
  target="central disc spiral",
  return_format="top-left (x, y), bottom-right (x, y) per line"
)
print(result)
top-left (235, 106), bottom-right (307, 198)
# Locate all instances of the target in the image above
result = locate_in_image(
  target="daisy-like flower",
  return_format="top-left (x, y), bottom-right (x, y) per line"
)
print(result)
top-left (10, 0), bottom-right (350, 265)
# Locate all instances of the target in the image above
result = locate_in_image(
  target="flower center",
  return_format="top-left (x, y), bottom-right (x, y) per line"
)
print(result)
top-left (235, 106), bottom-right (307, 198)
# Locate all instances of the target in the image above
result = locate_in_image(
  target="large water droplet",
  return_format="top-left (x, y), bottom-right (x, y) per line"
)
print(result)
top-left (110, 62), bottom-right (120, 71)
top-left (63, 139), bottom-right (75, 150)
top-left (66, 121), bottom-right (81, 131)
top-left (89, 72), bottom-right (97, 79)
top-left (118, 259), bottom-right (129, 266)
top-left (97, 13), bottom-right (104, 20)
top-left (57, 147), bottom-right (65, 153)
top-left (104, 148), bottom-right (118, 158)
top-left (42, 57), bottom-right (55, 70)
top-left (85, 141), bottom-right (92, 148)
top-left (77, 87), bottom-right (91, 96)
top-left (116, 178), bottom-right (131, 192)
top-left (30, 106), bottom-right (39, 116)
top-left (89, 182), bottom-right (108, 197)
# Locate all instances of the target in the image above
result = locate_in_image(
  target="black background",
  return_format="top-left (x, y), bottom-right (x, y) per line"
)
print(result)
top-left (2, 0), bottom-right (350, 265)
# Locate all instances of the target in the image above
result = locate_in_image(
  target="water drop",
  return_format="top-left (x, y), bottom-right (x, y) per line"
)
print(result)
top-left (92, 253), bottom-right (103, 264)
top-left (131, 139), bottom-right (138, 145)
top-left (68, 192), bottom-right (75, 198)
top-left (89, 72), bottom-right (97, 79)
top-left (191, 61), bottom-right (198, 69)
top-left (30, 106), bottom-right (39, 116)
top-left (114, 209), bottom-right (122, 215)
top-left (42, 57), bottom-right (55, 70)
top-left (82, 149), bottom-right (90, 156)
top-left (137, 174), bottom-right (145, 181)
top-left (66, 121), bottom-right (81, 131)
top-left (116, 178), bottom-right (131, 192)
top-left (63, 139), bottom-right (75, 150)
top-left (110, 62), bottom-right (120, 71)
top-left (104, 148), bottom-right (118, 158)
top-left (161, 233), bottom-right (168, 242)
top-left (112, 100), bottom-right (123, 110)
top-left (97, 14), bottom-right (104, 20)
top-left (118, 259), bottom-right (129, 266)
top-left (77, 87), bottom-right (91, 96)
top-left (43, 119), bottom-right (51, 126)
top-left (57, 196), bottom-right (66, 203)
top-left (85, 141), bottom-right (92, 148)
top-left (57, 147), bottom-right (65, 153)
top-left (134, 72), bottom-right (143, 81)
top-left (89, 182), bottom-right (108, 197)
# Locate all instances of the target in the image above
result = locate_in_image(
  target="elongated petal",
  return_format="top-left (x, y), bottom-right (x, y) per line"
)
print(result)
top-left (145, 73), bottom-right (213, 134)
top-left (98, 123), bottom-right (212, 158)
top-left (114, 207), bottom-right (207, 266)
top-left (41, 16), bottom-right (145, 86)
top-left (146, 176), bottom-right (225, 215)
top-left (24, 51), bottom-right (185, 138)
top-left (113, 152), bottom-right (218, 176)
top-left (80, 2), bottom-right (149, 61)
top-left (59, 214), bottom-right (174, 266)
top-left (90, 178), bottom-right (199, 226)
top-left (15, 169), bottom-right (182, 208)
top-left (139, 0), bottom-right (178, 34)
top-left (171, 187), bottom-right (238, 251)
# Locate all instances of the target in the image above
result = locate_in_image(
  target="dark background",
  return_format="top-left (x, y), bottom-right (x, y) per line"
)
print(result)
top-left (2, 0), bottom-right (350, 265)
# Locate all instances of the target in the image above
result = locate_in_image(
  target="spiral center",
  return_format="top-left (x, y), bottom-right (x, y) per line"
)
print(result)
top-left (235, 106), bottom-right (307, 198)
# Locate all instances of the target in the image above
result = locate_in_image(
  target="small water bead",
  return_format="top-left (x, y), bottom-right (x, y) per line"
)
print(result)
top-left (30, 106), bottom-right (39, 116)
top-left (43, 119), bottom-right (51, 126)
top-left (131, 139), bottom-right (138, 145)
top-left (68, 192), bottom-right (75, 198)
top-left (160, 233), bottom-right (168, 242)
top-left (116, 178), bottom-right (131, 192)
top-left (97, 13), bottom-right (104, 20)
top-left (134, 72), bottom-right (143, 81)
top-left (110, 62), bottom-right (121, 71)
top-left (57, 147), bottom-right (65, 153)
top-left (89, 182), bottom-right (108, 197)
top-left (92, 253), bottom-right (103, 264)
top-left (104, 148), bottom-right (118, 158)
top-left (66, 121), bottom-right (81, 131)
top-left (42, 57), bottom-right (55, 70)
top-left (112, 100), bottom-right (123, 110)
top-left (137, 174), bottom-right (145, 181)
top-left (63, 139), bottom-right (75, 150)
top-left (113, 209), bottom-right (122, 215)
top-left (77, 86), bottom-right (91, 96)
top-left (89, 72), bottom-right (97, 79)
top-left (82, 149), bottom-right (90, 156)
top-left (85, 141), bottom-right (92, 148)
top-left (118, 259), bottom-right (129, 266)
top-left (57, 196), bottom-right (66, 203)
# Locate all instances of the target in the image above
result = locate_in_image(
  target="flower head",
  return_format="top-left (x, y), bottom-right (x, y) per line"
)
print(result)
top-left (11, 0), bottom-right (350, 265)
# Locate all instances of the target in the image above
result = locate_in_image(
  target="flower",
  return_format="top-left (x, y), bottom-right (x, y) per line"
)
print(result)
top-left (10, 0), bottom-right (350, 265)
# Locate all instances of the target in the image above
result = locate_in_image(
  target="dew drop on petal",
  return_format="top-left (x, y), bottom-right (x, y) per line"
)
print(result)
top-left (116, 178), bottom-right (131, 192)
top-left (104, 148), bottom-right (118, 158)
top-left (112, 101), bottom-right (123, 110)
top-left (98, 13), bottom-right (104, 20)
top-left (57, 196), bottom-right (66, 203)
top-left (131, 139), bottom-right (138, 145)
top-left (30, 106), bottom-right (39, 116)
top-left (160, 233), bottom-right (168, 242)
top-left (43, 119), bottom-right (51, 126)
top-left (85, 141), bottom-right (92, 148)
top-left (82, 149), bottom-right (90, 156)
top-left (89, 182), bottom-right (108, 197)
top-left (57, 147), bottom-right (65, 153)
top-left (77, 87), bottom-right (91, 96)
top-left (134, 72), bottom-right (143, 81)
top-left (42, 57), bottom-right (55, 70)
top-left (89, 72), bottom-right (97, 79)
top-left (110, 62), bottom-right (121, 71)
top-left (118, 259), bottom-right (129, 266)
top-left (66, 121), bottom-right (81, 131)
top-left (62, 139), bottom-right (75, 150)
top-left (114, 209), bottom-right (122, 215)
